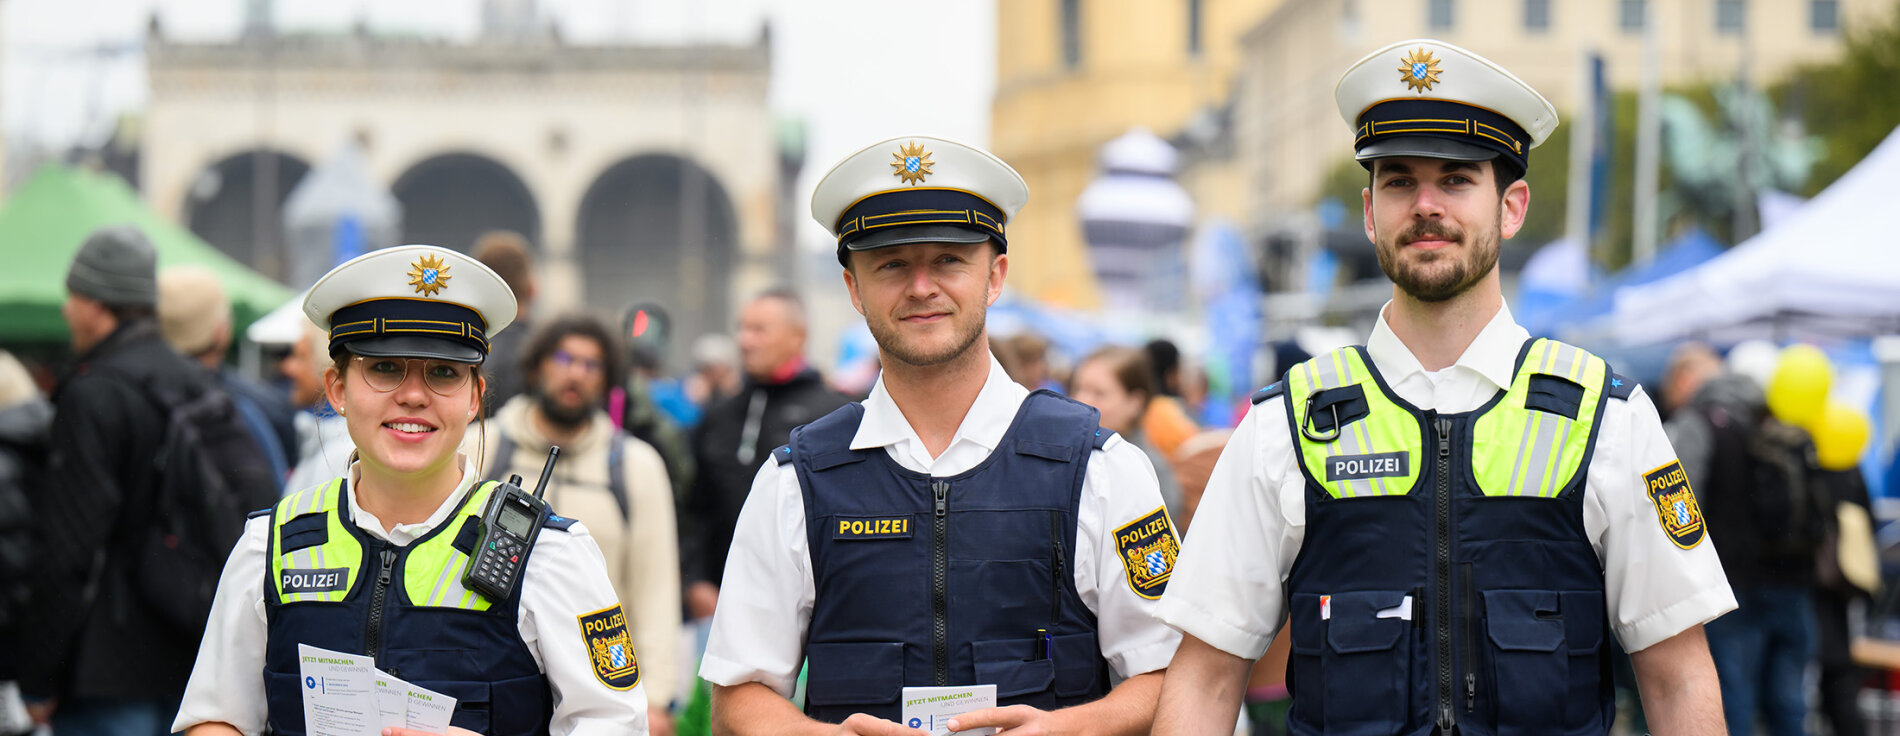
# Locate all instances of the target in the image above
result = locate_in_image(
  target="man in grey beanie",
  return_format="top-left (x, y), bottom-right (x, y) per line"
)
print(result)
top-left (21, 225), bottom-right (219, 736)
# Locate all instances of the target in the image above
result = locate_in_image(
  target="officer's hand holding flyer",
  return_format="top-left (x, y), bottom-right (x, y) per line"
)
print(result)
top-left (900, 685), bottom-right (995, 736)
top-left (297, 644), bottom-right (456, 736)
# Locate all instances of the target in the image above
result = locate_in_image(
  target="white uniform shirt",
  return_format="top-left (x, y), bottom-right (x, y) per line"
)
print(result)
top-left (173, 456), bottom-right (649, 736)
top-left (1156, 302), bottom-right (1737, 660)
top-left (699, 356), bottom-right (1184, 698)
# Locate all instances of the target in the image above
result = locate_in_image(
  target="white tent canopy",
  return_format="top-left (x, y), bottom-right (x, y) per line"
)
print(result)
top-left (1613, 124), bottom-right (1900, 345)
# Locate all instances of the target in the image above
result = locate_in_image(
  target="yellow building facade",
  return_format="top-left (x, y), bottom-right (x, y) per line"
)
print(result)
top-left (991, 0), bottom-right (1282, 308)
top-left (1237, 0), bottom-right (1897, 227)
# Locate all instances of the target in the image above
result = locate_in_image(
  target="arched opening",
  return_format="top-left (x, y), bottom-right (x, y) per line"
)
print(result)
top-left (183, 149), bottom-right (311, 282)
top-left (575, 154), bottom-right (738, 366)
top-left (392, 153), bottom-right (540, 252)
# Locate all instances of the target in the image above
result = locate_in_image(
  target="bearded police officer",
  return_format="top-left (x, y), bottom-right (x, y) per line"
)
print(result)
top-left (1153, 40), bottom-right (1735, 735)
top-left (701, 136), bottom-right (1181, 736)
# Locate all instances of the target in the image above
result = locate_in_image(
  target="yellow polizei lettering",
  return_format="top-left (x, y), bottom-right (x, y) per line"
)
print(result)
top-left (584, 611), bottom-right (627, 635)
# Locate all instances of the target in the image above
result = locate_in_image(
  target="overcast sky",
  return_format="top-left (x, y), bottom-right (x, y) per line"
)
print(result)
top-left (1, 0), bottom-right (996, 249)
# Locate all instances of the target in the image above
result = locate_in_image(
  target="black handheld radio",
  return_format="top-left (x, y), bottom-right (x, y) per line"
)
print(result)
top-left (463, 446), bottom-right (561, 602)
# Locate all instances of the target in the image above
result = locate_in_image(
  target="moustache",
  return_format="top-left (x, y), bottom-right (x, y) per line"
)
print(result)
top-left (1401, 222), bottom-right (1463, 245)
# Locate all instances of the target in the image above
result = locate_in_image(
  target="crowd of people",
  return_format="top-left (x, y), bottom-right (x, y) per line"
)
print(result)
top-left (0, 34), bottom-right (1890, 736)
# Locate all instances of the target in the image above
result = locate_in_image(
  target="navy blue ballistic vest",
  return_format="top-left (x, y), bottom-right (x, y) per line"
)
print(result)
top-left (1277, 343), bottom-right (1623, 736)
top-left (785, 390), bottom-right (1112, 723)
top-left (261, 480), bottom-right (561, 736)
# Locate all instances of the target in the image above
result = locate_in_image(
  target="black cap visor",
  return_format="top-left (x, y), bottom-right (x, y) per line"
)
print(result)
top-left (343, 335), bottom-right (485, 364)
top-left (838, 224), bottom-right (1000, 266)
top-left (1355, 135), bottom-right (1498, 164)
top-left (845, 223), bottom-right (995, 251)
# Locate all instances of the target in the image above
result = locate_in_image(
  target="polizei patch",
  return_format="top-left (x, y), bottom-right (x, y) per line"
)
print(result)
top-left (579, 604), bottom-right (640, 690)
top-left (1326, 451), bottom-right (1409, 482)
top-left (280, 567), bottom-right (349, 595)
top-left (832, 516), bottom-right (913, 541)
top-left (1645, 460), bottom-right (1704, 549)
top-left (1115, 506), bottom-right (1180, 600)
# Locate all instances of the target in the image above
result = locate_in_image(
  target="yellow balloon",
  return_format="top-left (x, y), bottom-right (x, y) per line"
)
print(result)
top-left (1813, 401), bottom-right (1872, 471)
top-left (1764, 344), bottom-right (1831, 427)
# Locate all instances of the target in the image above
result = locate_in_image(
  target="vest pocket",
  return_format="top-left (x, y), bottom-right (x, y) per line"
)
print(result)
top-left (1481, 590), bottom-right (1565, 736)
top-left (412, 680), bottom-right (492, 735)
top-left (1050, 632), bottom-right (1104, 697)
top-left (1558, 591), bottom-right (1607, 730)
top-left (1304, 590), bottom-right (1413, 732)
top-left (806, 641), bottom-right (904, 708)
top-left (972, 638), bottom-right (1055, 701)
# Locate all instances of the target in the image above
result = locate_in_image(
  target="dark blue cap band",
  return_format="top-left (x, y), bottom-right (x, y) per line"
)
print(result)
top-left (835, 188), bottom-right (1008, 250)
top-left (328, 298), bottom-right (489, 358)
top-left (1355, 98), bottom-right (1533, 174)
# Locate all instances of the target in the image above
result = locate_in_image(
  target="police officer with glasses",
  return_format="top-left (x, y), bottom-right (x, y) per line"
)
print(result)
top-left (173, 245), bottom-right (650, 736)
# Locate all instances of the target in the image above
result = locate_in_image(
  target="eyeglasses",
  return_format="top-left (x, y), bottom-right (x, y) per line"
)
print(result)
top-left (352, 356), bottom-right (475, 396)
top-left (550, 350), bottom-right (604, 375)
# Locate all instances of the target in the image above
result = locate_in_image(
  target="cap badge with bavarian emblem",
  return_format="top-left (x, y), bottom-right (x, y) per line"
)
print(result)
top-left (408, 253), bottom-right (452, 297)
top-left (1336, 39), bottom-right (1557, 176)
top-left (1398, 47), bottom-right (1443, 92)
top-left (304, 244), bottom-right (517, 364)
top-left (812, 135), bottom-right (1028, 265)
top-left (890, 141), bottom-right (934, 185)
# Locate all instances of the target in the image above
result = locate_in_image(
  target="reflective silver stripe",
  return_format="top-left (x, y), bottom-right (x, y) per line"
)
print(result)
top-left (1336, 355), bottom-right (1390, 497)
top-left (1506, 406), bottom-right (1540, 496)
top-left (1316, 352), bottom-right (1371, 497)
top-left (1540, 412), bottom-right (1576, 497)
top-left (427, 546), bottom-right (462, 606)
top-left (1506, 345), bottom-right (1557, 495)
top-left (1523, 405), bottom-right (1567, 497)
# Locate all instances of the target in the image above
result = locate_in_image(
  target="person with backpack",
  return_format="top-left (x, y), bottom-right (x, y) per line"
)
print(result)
top-left (0, 351), bottom-right (51, 736)
top-left (471, 313), bottom-right (682, 735)
top-left (1662, 342), bottom-right (1821, 736)
top-left (23, 226), bottom-right (273, 736)
top-left (172, 246), bottom-right (650, 736)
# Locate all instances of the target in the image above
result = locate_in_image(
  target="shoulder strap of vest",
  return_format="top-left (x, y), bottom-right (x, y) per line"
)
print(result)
top-left (786, 402), bottom-right (868, 472)
top-left (1010, 390), bottom-right (1107, 463)
top-left (1250, 381), bottom-right (1285, 405)
top-left (1607, 372), bottom-right (1636, 401)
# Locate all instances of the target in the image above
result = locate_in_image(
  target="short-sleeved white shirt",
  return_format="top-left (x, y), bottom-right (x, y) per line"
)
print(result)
top-left (173, 456), bottom-right (649, 736)
top-left (699, 355), bottom-right (1183, 698)
top-left (1156, 302), bottom-right (1737, 660)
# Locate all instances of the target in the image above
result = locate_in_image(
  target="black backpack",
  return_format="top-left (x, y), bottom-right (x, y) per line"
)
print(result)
top-left (1724, 409), bottom-right (1829, 561)
top-left (110, 372), bottom-right (280, 633)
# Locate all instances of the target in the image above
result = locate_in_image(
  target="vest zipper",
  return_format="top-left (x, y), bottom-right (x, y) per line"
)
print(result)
top-left (1433, 416), bottom-right (1455, 732)
top-left (931, 480), bottom-right (951, 686)
top-left (365, 547), bottom-right (399, 669)
top-left (1049, 510), bottom-right (1065, 626)
top-left (1460, 561), bottom-right (1477, 714)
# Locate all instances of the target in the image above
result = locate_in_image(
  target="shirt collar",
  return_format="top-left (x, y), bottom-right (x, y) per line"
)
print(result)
top-left (1365, 299), bottom-right (1529, 393)
top-left (851, 353), bottom-right (1028, 454)
top-left (346, 454), bottom-right (480, 544)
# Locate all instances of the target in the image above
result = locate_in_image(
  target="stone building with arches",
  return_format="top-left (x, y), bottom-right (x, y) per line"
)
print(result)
top-left (142, 24), bottom-right (783, 357)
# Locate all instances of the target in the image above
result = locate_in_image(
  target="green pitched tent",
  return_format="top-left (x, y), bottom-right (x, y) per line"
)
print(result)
top-left (0, 165), bottom-right (294, 344)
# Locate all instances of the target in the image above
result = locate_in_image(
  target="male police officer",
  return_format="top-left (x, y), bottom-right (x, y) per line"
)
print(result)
top-left (701, 137), bottom-right (1181, 736)
top-left (1153, 41), bottom-right (1735, 735)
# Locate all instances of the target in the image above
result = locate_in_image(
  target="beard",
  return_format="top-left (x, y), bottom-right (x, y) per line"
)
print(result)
top-left (867, 301), bottom-right (989, 368)
top-left (1374, 217), bottom-right (1501, 303)
top-left (535, 386), bottom-right (595, 429)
